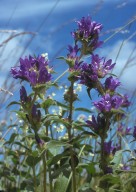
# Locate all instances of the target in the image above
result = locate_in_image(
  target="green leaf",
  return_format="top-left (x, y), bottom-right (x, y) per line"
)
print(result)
top-left (56, 56), bottom-right (66, 60)
top-left (7, 101), bottom-right (20, 108)
top-left (46, 140), bottom-right (71, 156)
top-left (51, 164), bottom-right (69, 179)
top-left (87, 88), bottom-right (92, 100)
top-left (99, 175), bottom-right (121, 189)
top-left (4, 133), bottom-right (18, 145)
top-left (47, 151), bottom-right (68, 166)
top-left (26, 155), bottom-right (41, 167)
top-left (110, 150), bottom-right (123, 170)
top-left (54, 175), bottom-right (68, 192)
top-left (74, 107), bottom-right (93, 113)
top-left (41, 98), bottom-right (57, 109)
top-left (14, 141), bottom-right (30, 150)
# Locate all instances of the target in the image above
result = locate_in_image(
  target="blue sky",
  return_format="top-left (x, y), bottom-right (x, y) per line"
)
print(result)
top-left (0, 0), bottom-right (136, 112)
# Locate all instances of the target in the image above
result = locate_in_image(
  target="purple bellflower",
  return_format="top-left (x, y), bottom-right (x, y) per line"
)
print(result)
top-left (121, 94), bottom-right (131, 107)
top-left (31, 105), bottom-right (41, 124)
top-left (11, 55), bottom-right (52, 86)
top-left (94, 94), bottom-right (112, 112)
top-left (72, 16), bottom-right (103, 53)
top-left (94, 93), bottom-right (130, 113)
top-left (91, 54), bottom-right (115, 78)
top-left (67, 45), bottom-right (79, 60)
top-left (79, 62), bottom-right (98, 89)
top-left (105, 76), bottom-right (121, 92)
top-left (20, 86), bottom-right (31, 104)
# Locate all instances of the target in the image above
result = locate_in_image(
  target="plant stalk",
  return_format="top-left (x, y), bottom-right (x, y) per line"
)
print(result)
top-left (67, 82), bottom-right (77, 192)
top-left (32, 166), bottom-right (37, 192)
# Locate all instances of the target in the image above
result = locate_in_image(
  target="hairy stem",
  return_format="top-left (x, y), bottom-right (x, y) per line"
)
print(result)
top-left (32, 166), bottom-right (37, 192)
top-left (67, 82), bottom-right (77, 192)
top-left (43, 154), bottom-right (47, 192)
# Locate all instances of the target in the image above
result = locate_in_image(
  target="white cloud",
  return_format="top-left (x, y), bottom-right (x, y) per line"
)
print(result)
top-left (99, 40), bottom-right (136, 91)
top-left (1, 0), bottom-right (134, 20)
top-left (0, 32), bottom-right (32, 86)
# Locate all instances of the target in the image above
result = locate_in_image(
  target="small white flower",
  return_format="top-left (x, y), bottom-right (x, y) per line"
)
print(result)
top-left (41, 53), bottom-right (48, 60)
top-left (89, 152), bottom-right (94, 157)
top-left (52, 92), bottom-right (56, 97)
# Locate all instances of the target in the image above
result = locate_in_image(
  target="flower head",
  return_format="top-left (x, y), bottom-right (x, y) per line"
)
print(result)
top-left (121, 94), bottom-right (131, 107)
top-left (94, 93), bottom-right (112, 112)
top-left (79, 62), bottom-right (98, 89)
top-left (20, 86), bottom-right (31, 103)
top-left (67, 45), bottom-right (79, 60)
top-left (72, 16), bottom-right (102, 40)
top-left (91, 54), bottom-right (115, 78)
top-left (105, 76), bottom-right (121, 91)
top-left (31, 105), bottom-right (41, 124)
top-left (11, 55), bottom-right (52, 86)
top-left (72, 16), bottom-right (103, 53)
top-left (94, 93), bottom-right (129, 113)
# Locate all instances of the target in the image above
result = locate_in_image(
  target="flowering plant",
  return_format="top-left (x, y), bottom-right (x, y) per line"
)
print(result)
top-left (0, 15), bottom-right (136, 192)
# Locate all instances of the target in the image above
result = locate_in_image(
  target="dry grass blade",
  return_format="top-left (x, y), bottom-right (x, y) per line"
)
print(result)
top-left (0, 31), bottom-right (37, 47)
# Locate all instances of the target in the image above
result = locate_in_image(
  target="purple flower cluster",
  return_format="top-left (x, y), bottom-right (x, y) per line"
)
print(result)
top-left (11, 55), bottom-right (52, 86)
top-left (79, 55), bottom-right (115, 89)
top-left (72, 16), bottom-right (102, 52)
top-left (72, 16), bottom-right (102, 55)
top-left (94, 93), bottom-right (130, 112)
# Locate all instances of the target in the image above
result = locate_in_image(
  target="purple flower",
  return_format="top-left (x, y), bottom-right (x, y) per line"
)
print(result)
top-left (72, 16), bottom-right (102, 40)
top-left (104, 166), bottom-right (113, 174)
top-left (11, 55), bottom-right (52, 86)
top-left (20, 86), bottom-right (30, 103)
top-left (79, 63), bottom-right (98, 89)
top-left (94, 94), bottom-right (112, 112)
top-left (91, 54), bottom-right (115, 78)
top-left (67, 45), bottom-right (79, 59)
top-left (105, 76), bottom-right (121, 91)
top-left (133, 126), bottom-right (136, 139)
top-left (121, 165), bottom-right (130, 171)
top-left (117, 124), bottom-right (131, 136)
top-left (86, 114), bottom-right (107, 135)
top-left (112, 95), bottom-right (124, 109)
top-left (94, 93), bottom-right (128, 113)
top-left (35, 134), bottom-right (44, 147)
top-left (72, 16), bottom-right (103, 52)
top-left (31, 105), bottom-right (41, 123)
top-left (104, 141), bottom-right (112, 155)
top-left (121, 94), bottom-right (131, 107)
top-left (104, 141), bottom-right (120, 156)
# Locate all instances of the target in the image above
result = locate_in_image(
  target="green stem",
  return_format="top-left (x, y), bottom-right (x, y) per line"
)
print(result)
top-left (67, 82), bottom-right (77, 192)
top-left (43, 154), bottom-right (47, 192)
top-left (32, 166), bottom-right (37, 192)
top-left (100, 117), bottom-right (110, 174)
